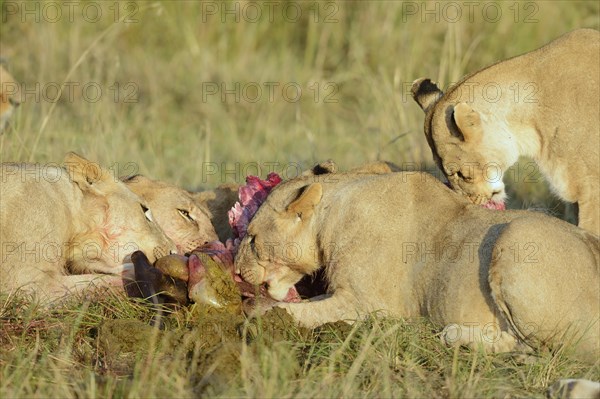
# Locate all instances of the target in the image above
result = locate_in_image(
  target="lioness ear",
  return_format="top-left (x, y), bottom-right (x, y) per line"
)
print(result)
top-left (64, 152), bottom-right (110, 191)
top-left (302, 160), bottom-right (337, 177)
top-left (121, 174), bottom-right (147, 184)
top-left (287, 183), bottom-right (322, 219)
top-left (411, 78), bottom-right (443, 113)
top-left (122, 174), bottom-right (152, 191)
top-left (453, 102), bottom-right (483, 143)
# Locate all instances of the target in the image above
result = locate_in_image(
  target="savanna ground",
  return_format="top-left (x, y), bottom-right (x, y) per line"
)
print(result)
top-left (1, 1), bottom-right (599, 397)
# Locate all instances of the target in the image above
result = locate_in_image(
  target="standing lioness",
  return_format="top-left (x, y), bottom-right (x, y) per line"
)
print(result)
top-left (412, 29), bottom-right (600, 235)
top-left (235, 170), bottom-right (599, 364)
top-left (0, 153), bottom-right (176, 303)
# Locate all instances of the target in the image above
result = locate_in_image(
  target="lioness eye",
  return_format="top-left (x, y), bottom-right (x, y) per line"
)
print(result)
top-left (178, 209), bottom-right (195, 222)
top-left (141, 204), bottom-right (154, 222)
top-left (248, 235), bottom-right (257, 253)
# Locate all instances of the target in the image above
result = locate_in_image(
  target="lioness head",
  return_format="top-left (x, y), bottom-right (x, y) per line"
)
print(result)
top-left (235, 179), bottom-right (323, 301)
top-left (0, 62), bottom-right (22, 133)
top-left (124, 175), bottom-right (218, 254)
top-left (412, 78), bottom-right (507, 207)
top-left (64, 153), bottom-right (176, 265)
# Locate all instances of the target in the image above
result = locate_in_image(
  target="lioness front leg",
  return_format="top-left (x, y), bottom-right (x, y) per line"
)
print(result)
top-left (40, 274), bottom-right (129, 303)
top-left (276, 291), bottom-right (365, 329)
top-left (441, 323), bottom-right (522, 353)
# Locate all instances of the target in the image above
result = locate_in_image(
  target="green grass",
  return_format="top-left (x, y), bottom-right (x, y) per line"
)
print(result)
top-left (1, 1), bottom-right (599, 397)
top-left (1, 291), bottom-right (598, 398)
top-left (1, 1), bottom-right (598, 189)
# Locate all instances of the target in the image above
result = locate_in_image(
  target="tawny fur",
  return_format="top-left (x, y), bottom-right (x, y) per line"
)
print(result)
top-left (124, 175), bottom-right (218, 254)
top-left (412, 28), bottom-right (600, 235)
top-left (235, 170), bottom-right (599, 363)
top-left (0, 153), bottom-right (176, 303)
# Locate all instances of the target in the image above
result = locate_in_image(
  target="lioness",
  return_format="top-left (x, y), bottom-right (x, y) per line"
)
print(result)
top-left (235, 169), bottom-right (599, 365)
top-left (411, 28), bottom-right (600, 235)
top-left (0, 62), bottom-right (22, 133)
top-left (124, 175), bottom-right (219, 254)
top-left (0, 153), bottom-right (177, 303)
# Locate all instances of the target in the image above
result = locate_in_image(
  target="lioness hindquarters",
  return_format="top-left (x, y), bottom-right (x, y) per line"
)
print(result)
top-left (489, 216), bottom-right (600, 363)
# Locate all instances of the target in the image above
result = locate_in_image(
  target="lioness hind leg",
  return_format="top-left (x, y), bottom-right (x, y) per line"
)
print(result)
top-left (441, 323), bottom-right (522, 353)
top-left (489, 217), bottom-right (600, 363)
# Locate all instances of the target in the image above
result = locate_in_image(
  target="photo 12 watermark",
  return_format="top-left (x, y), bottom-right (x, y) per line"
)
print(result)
top-left (400, 80), bottom-right (539, 104)
top-left (201, 81), bottom-right (339, 104)
top-left (1, 161), bottom-right (140, 184)
top-left (199, 1), bottom-right (339, 23)
top-left (200, 161), bottom-right (303, 184)
top-left (442, 321), bottom-right (539, 345)
top-left (1, 81), bottom-right (139, 104)
top-left (2, 1), bottom-right (139, 24)
top-left (401, 240), bottom-right (540, 264)
top-left (198, 161), bottom-right (345, 184)
top-left (236, 239), bottom-right (340, 265)
top-left (401, 1), bottom-right (539, 24)
top-left (1, 240), bottom-right (140, 265)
